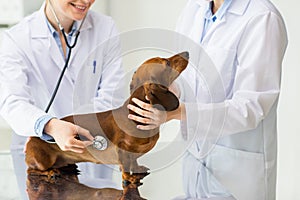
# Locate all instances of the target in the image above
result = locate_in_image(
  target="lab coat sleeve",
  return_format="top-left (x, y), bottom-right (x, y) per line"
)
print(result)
top-left (0, 32), bottom-right (48, 137)
top-left (184, 12), bottom-right (288, 140)
top-left (93, 20), bottom-right (126, 111)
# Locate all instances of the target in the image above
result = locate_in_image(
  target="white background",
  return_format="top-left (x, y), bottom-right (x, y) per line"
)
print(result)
top-left (0, 0), bottom-right (299, 199)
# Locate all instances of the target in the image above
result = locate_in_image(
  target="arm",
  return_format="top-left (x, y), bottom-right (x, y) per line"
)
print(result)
top-left (0, 31), bottom-right (46, 137)
top-left (182, 12), bottom-right (288, 138)
top-left (0, 31), bottom-right (93, 153)
top-left (127, 12), bottom-right (288, 138)
top-left (42, 18), bottom-right (124, 151)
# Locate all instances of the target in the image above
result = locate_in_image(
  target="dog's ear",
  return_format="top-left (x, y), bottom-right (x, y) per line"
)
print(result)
top-left (143, 83), bottom-right (179, 111)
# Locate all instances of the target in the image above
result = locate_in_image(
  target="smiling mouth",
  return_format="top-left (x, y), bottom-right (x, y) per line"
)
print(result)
top-left (71, 3), bottom-right (87, 11)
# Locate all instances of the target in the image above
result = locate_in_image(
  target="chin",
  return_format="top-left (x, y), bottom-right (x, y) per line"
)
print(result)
top-left (72, 13), bottom-right (87, 21)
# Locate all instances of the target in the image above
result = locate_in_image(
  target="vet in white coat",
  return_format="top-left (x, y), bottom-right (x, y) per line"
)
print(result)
top-left (176, 0), bottom-right (288, 199)
top-left (0, 4), bottom-right (125, 199)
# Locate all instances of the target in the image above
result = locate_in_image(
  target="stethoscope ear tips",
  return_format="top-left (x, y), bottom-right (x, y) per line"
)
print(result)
top-left (93, 135), bottom-right (108, 151)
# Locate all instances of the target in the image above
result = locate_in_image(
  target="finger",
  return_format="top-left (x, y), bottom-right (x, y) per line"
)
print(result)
top-left (65, 138), bottom-right (92, 151)
top-left (58, 141), bottom-right (85, 153)
top-left (128, 114), bottom-right (153, 125)
top-left (131, 98), bottom-right (154, 112)
top-left (76, 126), bottom-right (94, 141)
top-left (136, 124), bottom-right (158, 130)
top-left (127, 104), bottom-right (153, 118)
top-left (67, 146), bottom-right (86, 154)
top-left (82, 140), bottom-right (93, 147)
top-left (66, 138), bottom-right (87, 149)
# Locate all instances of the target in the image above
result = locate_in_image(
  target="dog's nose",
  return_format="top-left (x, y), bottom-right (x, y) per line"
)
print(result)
top-left (179, 51), bottom-right (189, 60)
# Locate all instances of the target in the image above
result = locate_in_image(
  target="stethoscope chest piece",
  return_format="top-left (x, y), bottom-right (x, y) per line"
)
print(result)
top-left (93, 135), bottom-right (108, 151)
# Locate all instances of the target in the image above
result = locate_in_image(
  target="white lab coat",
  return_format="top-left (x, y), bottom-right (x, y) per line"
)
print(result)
top-left (176, 0), bottom-right (288, 199)
top-left (0, 4), bottom-right (125, 199)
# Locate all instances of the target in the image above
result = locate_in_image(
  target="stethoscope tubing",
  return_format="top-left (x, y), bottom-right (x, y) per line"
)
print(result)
top-left (44, 43), bottom-right (76, 113)
top-left (45, 0), bottom-right (85, 113)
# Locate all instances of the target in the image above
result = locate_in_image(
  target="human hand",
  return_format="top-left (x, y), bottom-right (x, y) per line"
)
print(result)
top-left (44, 118), bottom-right (94, 153)
top-left (127, 98), bottom-right (167, 130)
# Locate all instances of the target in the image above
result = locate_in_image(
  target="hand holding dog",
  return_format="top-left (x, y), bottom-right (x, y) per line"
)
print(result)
top-left (127, 82), bottom-right (185, 130)
top-left (127, 97), bottom-right (168, 130)
top-left (128, 99), bottom-right (185, 130)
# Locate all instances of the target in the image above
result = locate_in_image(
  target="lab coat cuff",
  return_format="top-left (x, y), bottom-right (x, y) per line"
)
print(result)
top-left (34, 115), bottom-right (55, 141)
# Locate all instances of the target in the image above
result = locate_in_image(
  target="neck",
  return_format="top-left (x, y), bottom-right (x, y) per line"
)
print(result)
top-left (212, 0), bottom-right (224, 14)
top-left (45, 1), bottom-right (73, 33)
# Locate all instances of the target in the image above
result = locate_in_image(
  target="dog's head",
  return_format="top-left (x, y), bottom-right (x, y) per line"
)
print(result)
top-left (129, 52), bottom-right (189, 111)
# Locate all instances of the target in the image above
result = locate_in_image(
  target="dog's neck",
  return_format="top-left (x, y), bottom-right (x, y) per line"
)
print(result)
top-left (112, 87), bottom-right (159, 138)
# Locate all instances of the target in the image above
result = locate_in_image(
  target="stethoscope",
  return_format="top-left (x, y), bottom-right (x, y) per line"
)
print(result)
top-left (44, 0), bottom-right (85, 113)
top-left (45, 0), bottom-right (107, 150)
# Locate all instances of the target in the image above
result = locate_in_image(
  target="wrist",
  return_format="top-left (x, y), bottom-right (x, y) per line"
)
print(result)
top-left (167, 103), bottom-right (185, 121)
top-left (34, 115), bottom-right (55, 137)
top-left (44, 118), bottom-right (59, 137)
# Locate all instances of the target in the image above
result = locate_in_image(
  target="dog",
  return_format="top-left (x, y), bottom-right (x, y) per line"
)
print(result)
top-left (26, 164), bottom-right (123, 200)
top-left (25, 51), bottom-right (189, 200)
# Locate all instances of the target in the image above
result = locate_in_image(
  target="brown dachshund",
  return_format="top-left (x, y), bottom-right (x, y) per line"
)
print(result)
top-left (26, 164), bottom-right (123, 200)
top-left (25, 51), bottom-right (189, 200)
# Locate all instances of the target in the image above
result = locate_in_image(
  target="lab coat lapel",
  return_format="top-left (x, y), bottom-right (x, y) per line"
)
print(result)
top-left (189, 1), bottom-right (206, 43)
top-left (200, 0), bottom-right (251, 44)
top-left (28, 5), bottom-right (65, 114)
top-left (48, 38), bottom-right (65, 70)
top-left (201, 18), bottom-right (226, 44)
top-left (47, 34), bottom-right (75, 86)
top-left (31, 4), bottom-right (74, 85)
top-left (69, 18), bottom-right (92, 60)
top-left (228, 0), bottom-right (250, 16)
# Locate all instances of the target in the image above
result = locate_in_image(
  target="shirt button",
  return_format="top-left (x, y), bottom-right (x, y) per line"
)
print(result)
top-left (212, 16), bottom-right (217, 22)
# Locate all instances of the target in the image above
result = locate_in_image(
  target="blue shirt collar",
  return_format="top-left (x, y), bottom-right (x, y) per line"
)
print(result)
top-left (204, 0), bottom-right (233, 22)
top-left (45, 15), bottom-right (78, 37)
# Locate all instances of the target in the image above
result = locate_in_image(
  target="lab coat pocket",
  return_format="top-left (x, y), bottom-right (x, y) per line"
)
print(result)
top-left (73, 57), bottom-right (103, 113)
top-left (206, 144), bottom-right (265, 200)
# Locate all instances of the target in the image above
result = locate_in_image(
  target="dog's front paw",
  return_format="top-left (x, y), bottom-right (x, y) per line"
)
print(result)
top-left (27, 168), bottom-right (61, 183)
top-left (121, 187), bottom-right (147, 200)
